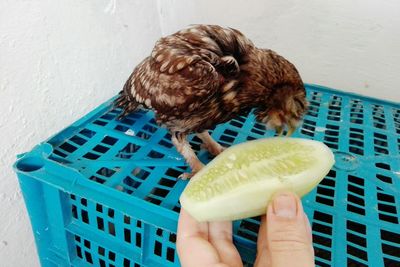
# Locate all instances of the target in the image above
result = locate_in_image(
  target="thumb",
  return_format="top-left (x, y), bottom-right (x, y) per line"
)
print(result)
top-left (265, 192), bottom-right (314, 267)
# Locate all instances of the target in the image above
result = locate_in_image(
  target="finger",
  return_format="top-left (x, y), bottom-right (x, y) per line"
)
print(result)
top-left (177, 209), bottom-right (221, 267)
top-left (178, 208), bottom-right (209, 239)
top-left (209, 221), bottom-right (232, 243)
top-left (303, 212), bottom-right (313, 243)
top-left (257, 215), bottom-right (267, 251)
top-left (257, 202), bottom-right (311, 251)
top-left (303, 212), bottom-right (315, 255)
top-left (177, 236), bottom-right (221, 267)
top-left (254, 215), bottom-right (270, 267)
top-left (265, 192), bottom-right (314, 267)
top-left (209, 221), bottom-right (243, 267)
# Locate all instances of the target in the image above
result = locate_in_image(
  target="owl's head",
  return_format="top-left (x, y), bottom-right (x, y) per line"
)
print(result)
top-left (258, 87), bottom-right (308, 136)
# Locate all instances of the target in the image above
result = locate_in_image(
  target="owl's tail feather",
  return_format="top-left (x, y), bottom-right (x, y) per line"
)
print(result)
top-left (114, 90), bottom-right (140, 120)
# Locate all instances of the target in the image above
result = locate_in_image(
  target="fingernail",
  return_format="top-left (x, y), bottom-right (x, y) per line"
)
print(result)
top-left (273, 193), bottom-right (297, 218)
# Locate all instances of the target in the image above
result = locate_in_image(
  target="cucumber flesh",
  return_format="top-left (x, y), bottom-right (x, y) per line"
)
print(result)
top-left (180, 137), bottom-right (335, 222)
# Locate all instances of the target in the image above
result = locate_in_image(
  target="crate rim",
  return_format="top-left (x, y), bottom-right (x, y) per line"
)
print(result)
top-left (306, 83), bottom-right (399, 106)
top-left (13, 142), bottom-right (180, 232)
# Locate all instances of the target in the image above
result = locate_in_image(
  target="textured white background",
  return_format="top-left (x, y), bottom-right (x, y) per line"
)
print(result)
top-left (0, 0), bottom-right (399, 266)
top-left (0, 1), bottom-right (162, 266)
top-left (158, 0), bottom-right (400, 101)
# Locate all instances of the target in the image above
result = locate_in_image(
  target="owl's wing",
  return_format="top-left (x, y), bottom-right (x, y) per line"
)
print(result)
top-left (122, 49), bottom-right (221, 116)
top-left (118, 25), bottom-right (253, 118)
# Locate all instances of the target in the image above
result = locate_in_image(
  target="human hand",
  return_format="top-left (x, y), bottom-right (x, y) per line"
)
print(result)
top-left (177, 192), bottom-right (315, 267)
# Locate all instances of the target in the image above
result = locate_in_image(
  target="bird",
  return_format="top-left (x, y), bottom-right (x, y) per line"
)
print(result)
top-left (115, 24), bottom-right (308, 179)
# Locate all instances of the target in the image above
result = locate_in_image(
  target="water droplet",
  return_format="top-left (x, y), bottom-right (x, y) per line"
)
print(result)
top-left (125, 129), bottom-right (135, 136)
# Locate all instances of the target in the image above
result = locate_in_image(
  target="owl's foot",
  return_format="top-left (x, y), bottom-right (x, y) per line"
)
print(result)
top-left (178, 172), bottom-right (197, 180)
top-left (178, 173), bottom-right (192, 180)
top-left (201, 142), bottom-right (226, 156)
top-left (171, 132), bottom-right (204, 180)
top-left (178, 161), bottom-right (204, 180)
top-left (198, 131), bottom-right (226, 156)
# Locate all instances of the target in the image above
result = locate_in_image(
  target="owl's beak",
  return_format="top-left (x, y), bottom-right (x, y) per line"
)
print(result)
top-left (275, 126), bottom-right (284, 136)
top-left (275, 125), bottom-right (295, 137)
top-left (286, 125), bottom-right (296, 137)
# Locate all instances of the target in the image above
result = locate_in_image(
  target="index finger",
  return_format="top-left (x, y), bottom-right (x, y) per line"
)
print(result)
top-left (177, 209), bottom-right (222, 267)
top-left (177, 208), bottom-right (209, 240)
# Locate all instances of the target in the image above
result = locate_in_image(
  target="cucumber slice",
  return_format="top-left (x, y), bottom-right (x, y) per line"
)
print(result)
top-left (180, 137), bottom-right (335, 222)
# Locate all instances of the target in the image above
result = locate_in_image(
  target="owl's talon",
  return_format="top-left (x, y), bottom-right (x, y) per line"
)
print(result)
top-left (200, 143), bottom-right (209, 151)
top-left (177, 162), bottom-right (204, 180)
top-left (178, 172), bottom-right (193, 180)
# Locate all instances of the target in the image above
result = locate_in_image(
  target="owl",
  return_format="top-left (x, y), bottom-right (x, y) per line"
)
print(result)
top-left (115, 25), bottom-right (308, 179)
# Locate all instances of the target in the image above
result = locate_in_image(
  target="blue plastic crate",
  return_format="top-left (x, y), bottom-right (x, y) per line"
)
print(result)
top-left (14, 84), bottom-right (400, 267)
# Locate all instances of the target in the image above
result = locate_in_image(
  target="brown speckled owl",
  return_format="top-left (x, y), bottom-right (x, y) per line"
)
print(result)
top-left (115, 24), bottom-right (308, 179)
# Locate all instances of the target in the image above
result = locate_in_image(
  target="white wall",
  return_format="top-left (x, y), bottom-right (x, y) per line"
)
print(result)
top-left (0, 0), bottom-right (161, 266)
top-left (1, 0), bottom-right (400, 266)
top-left (158, 0), bottom-right (400, 101)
